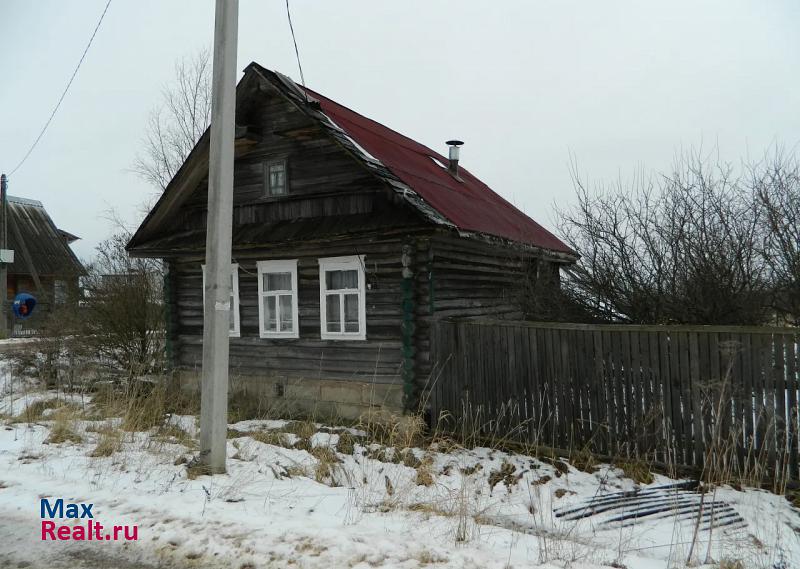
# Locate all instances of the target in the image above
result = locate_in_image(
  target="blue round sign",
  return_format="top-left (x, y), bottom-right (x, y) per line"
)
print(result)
top-left (12, 293), bottom-right (37, 319)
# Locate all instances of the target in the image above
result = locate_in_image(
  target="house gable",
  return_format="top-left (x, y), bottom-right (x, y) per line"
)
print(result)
top-left (7, 196), bottom-right (83, 278)
top-left (128, 65), bottom-right (575, 263)
top-left (127, 70), bottom-right (429, 257)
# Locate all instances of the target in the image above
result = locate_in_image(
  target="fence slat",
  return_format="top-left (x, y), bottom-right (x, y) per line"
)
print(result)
top-left (429, 320), bottom-right (798, 483)
top-left (786, 334), bottom-right (799, 479)
top-left (592, 331), bottom-right (608, 454)
top-left (611, 330), bottom-right (625, 454)
top-left (657, 331), bottom-right (672, 465)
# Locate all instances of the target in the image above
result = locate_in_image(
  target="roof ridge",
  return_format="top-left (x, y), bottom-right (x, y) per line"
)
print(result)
top-left (302, 86), bottom-right (448, 163)
top-left (7, 195), bottom-right (44, 207)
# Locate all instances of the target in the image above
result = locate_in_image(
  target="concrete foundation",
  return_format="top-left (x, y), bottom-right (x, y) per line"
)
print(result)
top-left (173, 369), bottom-right (404, 422)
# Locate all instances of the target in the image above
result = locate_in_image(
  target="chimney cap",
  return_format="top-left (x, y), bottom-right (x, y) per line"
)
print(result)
top-left (446, 140), bottom-right (464, 147)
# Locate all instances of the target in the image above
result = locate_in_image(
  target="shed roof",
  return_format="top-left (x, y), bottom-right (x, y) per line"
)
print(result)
top-left (6, 195), bottom-right (84, 277)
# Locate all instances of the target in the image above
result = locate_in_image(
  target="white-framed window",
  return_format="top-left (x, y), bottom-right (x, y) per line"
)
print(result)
top-left (264, 159), bottom-right (287, 196)
top-left (201, 263), bottom-right (240, 338)
top-left (318, 255), bottom-right (366, 340)
top-left (257, 259), bottom-right (299, 339)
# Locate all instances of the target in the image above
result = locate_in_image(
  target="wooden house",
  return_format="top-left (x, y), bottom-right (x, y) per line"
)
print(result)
top-left (127, 63), bottom-right (577, 418)
top-left (7, 196), bottom-right (84, 298)
top-left (6, 195), bottom-right (84, 332)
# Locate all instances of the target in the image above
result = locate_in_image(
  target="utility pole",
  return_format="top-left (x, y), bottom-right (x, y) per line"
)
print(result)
top-left (0, 174), bottom-right (7, 338)
top-left (199, 0), bottom-right (239, 474)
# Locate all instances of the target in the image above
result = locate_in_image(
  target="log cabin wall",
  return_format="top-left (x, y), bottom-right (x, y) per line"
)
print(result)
top-left (413, 232), bottom-right (565, 401)
top-left (167, 229), bottom-right (438, 417)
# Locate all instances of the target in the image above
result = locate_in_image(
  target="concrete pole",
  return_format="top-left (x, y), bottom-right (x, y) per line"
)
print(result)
top-left (0, 174), bottom-right (8, 338)
top-left (199, 0), bottom-right (238, 474)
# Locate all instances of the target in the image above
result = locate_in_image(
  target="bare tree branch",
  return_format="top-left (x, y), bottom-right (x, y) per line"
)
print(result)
top-left (557, 150), bottom-right (773, 325)
top-left (132, 49), bottom-right (211, 191)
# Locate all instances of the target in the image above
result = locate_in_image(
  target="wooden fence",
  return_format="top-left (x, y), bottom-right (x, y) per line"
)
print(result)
top-left (430, 320), bottom-right (800, 480)
top-left (11, 302), bottom-right (52, 337)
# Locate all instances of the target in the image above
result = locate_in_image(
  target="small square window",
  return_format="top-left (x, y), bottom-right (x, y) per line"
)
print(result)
top-left (265, 160), bottom-right (287, 196)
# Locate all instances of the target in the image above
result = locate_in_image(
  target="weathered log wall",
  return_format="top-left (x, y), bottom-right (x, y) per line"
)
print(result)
top-left (170, 233), bottom-right (422, 386)
top-left (413, 233), bottom-right (564, 401)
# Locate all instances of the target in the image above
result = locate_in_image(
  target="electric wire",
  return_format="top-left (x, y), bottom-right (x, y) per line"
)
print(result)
top-left (285, 0), bottom-right (309, 103)
top-left (7, 0), bottom-right (112, 177)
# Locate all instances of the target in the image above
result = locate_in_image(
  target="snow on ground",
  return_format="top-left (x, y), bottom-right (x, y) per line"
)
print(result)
top-left (0, 390), bottom-right (798, 568)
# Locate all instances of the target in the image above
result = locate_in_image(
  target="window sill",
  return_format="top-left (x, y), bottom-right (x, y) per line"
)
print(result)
top-left (320, 332), bottom-right (366, 341)
top-left (259, 332), bottom-right (299, 340)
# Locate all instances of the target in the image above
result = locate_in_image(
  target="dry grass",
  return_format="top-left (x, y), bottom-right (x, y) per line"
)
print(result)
top-left (284, 420), bottom-right (316, 440)
top-left (616, 459), bottom-right (654, 485)
top-left (249, 429), bottom-right (291, 448)
top-left (488, 460), bottom-right (520, 491)
top-left (227, 427), bottom-right (245, 439)
top-left (717, 560), bottom-right (746, 569)
top-left (14, 399), bottom-right (82, 424)
top-left (365, 446), bottom-right (390, 463)
top-left (44, 414), bottom-right (83, 445)
top-left (153, 422), bottom-right (196, 449)
top-left (87, 377), bottom-right (197, 433)
top-left (415, 455), bottom-right (435, 487)
top-left (359, 411), bottom-right (425, 449)
top-left (310, 446), bottom-right (341, 484)
top-left (34, 403), bottom-right (84, 445)
top-left (336, 431), bottom-right (356, 455)
top-left (121, 385), bottom-right (167, 432)
top-left (402, 449), bottom-right (421, 468)
top-left (284, 464), bottom-right (308, 478)
top-left (570, 447), bottom-right (598, 473)
top-left (186, 463), bottom-right (212, 480)
top-left (89, 430), bottom-right (122, 457)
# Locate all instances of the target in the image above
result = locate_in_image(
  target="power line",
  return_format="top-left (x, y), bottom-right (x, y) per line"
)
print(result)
top-left (285, 0), bottom-right (308, 102)
top-left (7, 0), bottom-right (112, 177)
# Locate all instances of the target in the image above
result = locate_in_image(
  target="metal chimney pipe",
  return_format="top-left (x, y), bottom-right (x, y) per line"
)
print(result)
top-left (446, 140), bottom-right (464, 176)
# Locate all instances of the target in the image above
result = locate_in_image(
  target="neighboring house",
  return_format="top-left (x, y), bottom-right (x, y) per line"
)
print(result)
top-left (127, 63), bottom-right (577, 418)
top-left (6, 195), bottom-right (84, 319)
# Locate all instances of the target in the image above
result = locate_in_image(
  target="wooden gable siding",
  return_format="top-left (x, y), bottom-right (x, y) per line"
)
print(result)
top-left (166, 231), bottom-right (433, 385)
top-left (171, 82), bottom-right (395, 237)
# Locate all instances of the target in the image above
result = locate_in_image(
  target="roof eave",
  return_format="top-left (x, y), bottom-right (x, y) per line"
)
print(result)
top-left (451, 228), bottom-right (578, 263)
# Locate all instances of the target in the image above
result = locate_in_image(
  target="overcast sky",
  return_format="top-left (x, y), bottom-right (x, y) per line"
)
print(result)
top-left (1, 1), bottom-right (799, 260)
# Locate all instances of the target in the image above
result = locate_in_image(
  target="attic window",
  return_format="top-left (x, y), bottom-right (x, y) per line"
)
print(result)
top-left (264, 159), bottom-right (288, 196)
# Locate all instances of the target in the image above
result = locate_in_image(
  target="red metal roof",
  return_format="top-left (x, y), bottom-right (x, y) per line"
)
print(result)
top-left (303, 86), bottom-right (573, 254)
